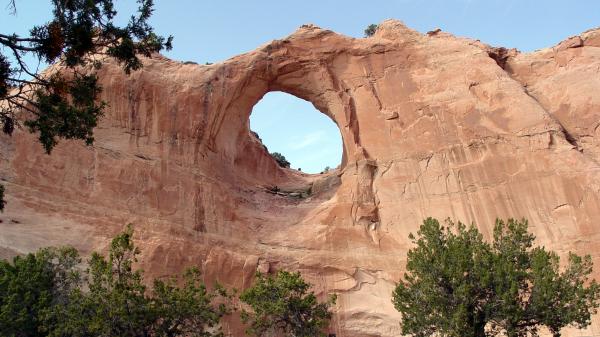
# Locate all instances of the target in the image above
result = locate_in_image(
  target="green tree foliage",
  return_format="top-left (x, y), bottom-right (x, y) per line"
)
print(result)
top-left (51, 224), bottom-right (227, 337)
top-left (0, 246), bottom-right (80, 337)
top-left (392, 218), bottom-right (490, 337)
top-left (48, 224), bottom-right (154, 336)
top-left (0, 0), bottom-right (172, 211)
top-left (270, 152), bottom-right (290, 168)
top-left (0, 225), bottom-right (227, 336)
top-left (364, 24), bottom-right (378, 37)
top-left (150, 268), bottom-right (229, 337)
top-left (392, 218), bottom-right (600, 337)
top-left (240, 271), bottom-right (336, 337)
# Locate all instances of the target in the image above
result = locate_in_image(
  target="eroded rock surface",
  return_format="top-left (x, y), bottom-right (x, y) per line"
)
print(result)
top-left (2, 20), bottom-right (600, 336)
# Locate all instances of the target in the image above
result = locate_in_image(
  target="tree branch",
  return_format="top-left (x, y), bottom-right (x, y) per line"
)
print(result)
top-left (0, 33), bottom-right (42, 43)
top-left (6, 97), bottom-right (37, 115)
top-left (0, 36), bottom-right (40, 52)
top-left (4, 42), bottom-right (47, 83)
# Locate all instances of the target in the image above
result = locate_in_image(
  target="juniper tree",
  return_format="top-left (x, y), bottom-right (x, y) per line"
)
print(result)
top-left (0, 246), bottom-right (81, 337)
top-left (47, 225), bottom-right (227, 337)
top-left (392, 218), bottom-right (491, 337)
top-left (0, 225), bottom-right (228, 336)
top-left (364, 24), bottom-right (378, 37)
top-left (240, 271), bottom-right (336, 337)
top-left (270, 152), bottom-right (290, 168)
top-left (392, 218), bottom-right (600, 337)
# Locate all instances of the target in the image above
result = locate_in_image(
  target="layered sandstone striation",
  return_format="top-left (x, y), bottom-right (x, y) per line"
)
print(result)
top-left (2, 20), bottom-right (600, 336)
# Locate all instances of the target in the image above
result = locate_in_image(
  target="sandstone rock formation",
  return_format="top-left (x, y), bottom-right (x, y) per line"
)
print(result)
top-left (2, 20), bottom-right (600, 336)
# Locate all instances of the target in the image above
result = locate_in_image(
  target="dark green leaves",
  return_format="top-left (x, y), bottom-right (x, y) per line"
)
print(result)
top-left (392, 218), bottom-right (600, 337)
top-left (152, 268), bottom-right (228, 337)
top-left (25, 73), bottom-right (104, 153)
top-left (0, 246), bottom-right (81, 337)
top-left (49, 224), bottom-right (228, 337)
top-left (270, 152), bottom-right (290, 168)
top-left (0, 225), bottom-right (228, 337)
top-left (528, 251), bottom-right (600, 336)
top-left (240, 271), bottom-right (336, 337)
top-left (392, 218), bottom-right (490, 337)
top-left (364, 24), bottom-right (378, 37)
top-left (0, 54), bottom-right (11, 99)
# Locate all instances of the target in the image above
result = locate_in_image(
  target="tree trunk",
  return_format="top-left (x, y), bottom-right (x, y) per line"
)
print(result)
top-left (473, 310), bottom-right (486, 337)
top-left (474, 322), bottom-right (486, 337)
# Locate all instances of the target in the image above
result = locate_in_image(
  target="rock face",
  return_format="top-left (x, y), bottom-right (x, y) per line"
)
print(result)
top-left (2, 20), bottom-right (600, 336)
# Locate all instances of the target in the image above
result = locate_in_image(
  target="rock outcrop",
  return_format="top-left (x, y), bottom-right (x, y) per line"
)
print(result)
top-left (2, 20), bottom-right (600, 336)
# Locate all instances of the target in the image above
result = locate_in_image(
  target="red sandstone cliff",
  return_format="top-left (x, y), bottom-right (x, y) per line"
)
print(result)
top-left (1, 20), bottom-right (600, 336)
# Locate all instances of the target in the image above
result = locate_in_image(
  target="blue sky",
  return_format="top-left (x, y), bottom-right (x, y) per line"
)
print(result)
top-left (2, 1), bottom-right (600, 172)
top-left (250, 92), bottom-right (342, 173)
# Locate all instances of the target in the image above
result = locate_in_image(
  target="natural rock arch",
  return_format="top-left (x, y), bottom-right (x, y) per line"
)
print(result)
top-left (201, 36), bottom-right (367, 181)
top-left (2, 20), bottom-right (600, 337)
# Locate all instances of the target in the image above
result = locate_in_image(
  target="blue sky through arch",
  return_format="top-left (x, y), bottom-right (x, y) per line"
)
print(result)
top-left (250, 92), bottom-right (342, 174)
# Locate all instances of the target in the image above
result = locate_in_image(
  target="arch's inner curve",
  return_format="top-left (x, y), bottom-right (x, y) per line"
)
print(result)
top-left (249, 91), bottom-right (343, 174)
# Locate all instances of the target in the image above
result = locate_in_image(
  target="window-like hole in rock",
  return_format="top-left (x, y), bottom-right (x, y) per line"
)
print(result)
top-left (249, 92), bottom-right (343, 174)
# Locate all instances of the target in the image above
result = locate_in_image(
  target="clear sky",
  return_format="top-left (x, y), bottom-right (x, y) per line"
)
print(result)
top-left (250, 92), bottom-right (342, 173)
top-left (2, 1), bottom-right (600, 172)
